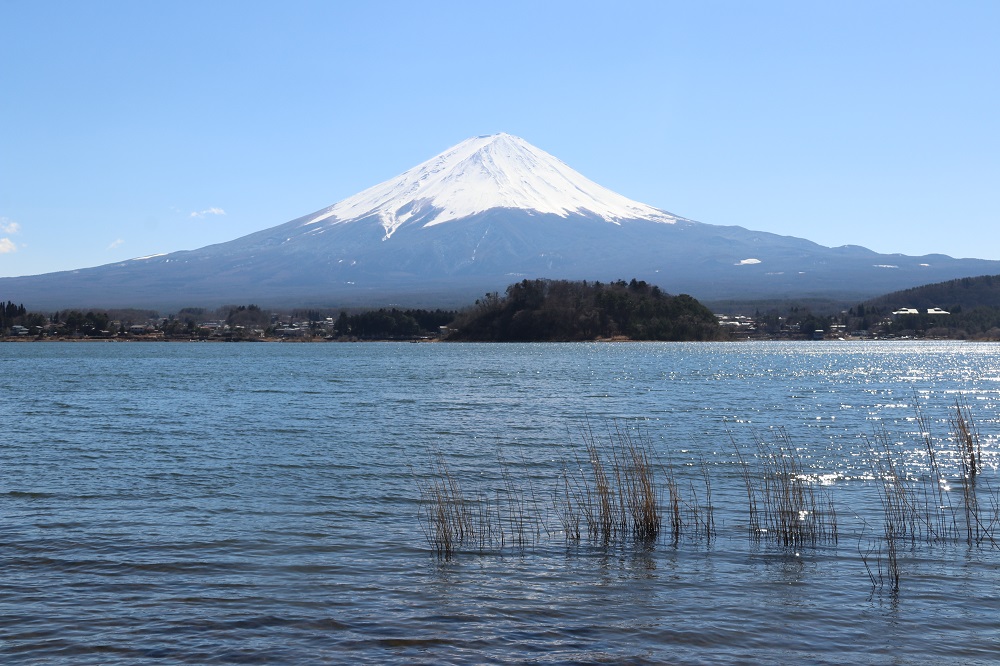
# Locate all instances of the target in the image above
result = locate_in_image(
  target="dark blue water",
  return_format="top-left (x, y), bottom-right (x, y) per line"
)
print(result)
top-left (2, 341), bottom-right (999, 664)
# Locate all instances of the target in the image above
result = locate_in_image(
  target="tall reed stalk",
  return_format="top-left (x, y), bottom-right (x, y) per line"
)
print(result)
top-left (416, 456), bottom-right (474, 558)
top-left (733, 428), bottom-right (838, 547)
top-left (948, 401), bottom-right (999, 546)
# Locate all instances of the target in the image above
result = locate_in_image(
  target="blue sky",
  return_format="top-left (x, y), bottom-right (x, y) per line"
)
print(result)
top-left (2, 1), bottom-right (997, 278)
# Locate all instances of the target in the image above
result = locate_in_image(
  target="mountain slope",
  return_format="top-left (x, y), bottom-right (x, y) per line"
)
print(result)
top-left (3, 133), bottom-right (1000, 310)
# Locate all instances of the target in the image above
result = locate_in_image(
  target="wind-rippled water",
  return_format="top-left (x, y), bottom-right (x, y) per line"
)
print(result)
top-left (2, 341), bottom-right (999, 664)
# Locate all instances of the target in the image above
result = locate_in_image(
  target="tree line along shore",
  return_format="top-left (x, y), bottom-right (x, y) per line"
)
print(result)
top-left (4, 275), bottom-right (1000, 342)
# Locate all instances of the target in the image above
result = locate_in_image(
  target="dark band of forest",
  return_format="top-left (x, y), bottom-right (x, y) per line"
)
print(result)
top-left (4, 274), bottom-right (1000, 342)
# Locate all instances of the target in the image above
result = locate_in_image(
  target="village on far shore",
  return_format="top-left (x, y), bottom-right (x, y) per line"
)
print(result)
top-left (5, 274), bottom-right (1000, 342)
top-left (1, 298), bottom-right (995, 343)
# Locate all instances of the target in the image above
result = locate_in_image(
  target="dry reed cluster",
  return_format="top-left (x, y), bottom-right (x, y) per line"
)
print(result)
top-left (417, 403), bottom-right (998, 596)
top-left (417, 424), bottom-right (715, 558)
top-left (861, 401), bottom-right (999, 592)
top-left (732, 427), bottom-right (838, 547)
top-left (415, 449), bottom-right (547, 557)
top-left (555, 425), bottom-right (714, 546)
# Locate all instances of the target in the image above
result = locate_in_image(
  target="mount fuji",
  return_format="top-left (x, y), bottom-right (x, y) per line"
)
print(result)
top-left (5, 133), bottom-right (1000, 309)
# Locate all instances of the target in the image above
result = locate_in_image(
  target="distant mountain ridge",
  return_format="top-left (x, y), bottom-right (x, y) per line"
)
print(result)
top-left (3, 133), bottom-right (1000, 310)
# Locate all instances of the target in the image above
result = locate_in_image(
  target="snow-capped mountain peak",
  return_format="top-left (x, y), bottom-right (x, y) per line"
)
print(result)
top-left (304, 133), bottom-right (681, 238)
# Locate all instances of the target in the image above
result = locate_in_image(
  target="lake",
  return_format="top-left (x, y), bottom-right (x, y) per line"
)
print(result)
top-left (1, 341), bottom-right (999, 664)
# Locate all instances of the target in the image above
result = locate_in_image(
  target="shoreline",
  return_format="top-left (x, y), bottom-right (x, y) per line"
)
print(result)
top-left (2, 335), bottom-right (994, 343)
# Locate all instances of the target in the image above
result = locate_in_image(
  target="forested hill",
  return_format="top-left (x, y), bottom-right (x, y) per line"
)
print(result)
top-left (865, 274), bottom-right (1000, 311)
top-left (447, 279), bottom-right (724, 342)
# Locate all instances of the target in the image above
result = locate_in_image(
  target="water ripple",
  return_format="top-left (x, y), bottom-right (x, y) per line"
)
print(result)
top-left (2, 341), bottom-right (1000, 663)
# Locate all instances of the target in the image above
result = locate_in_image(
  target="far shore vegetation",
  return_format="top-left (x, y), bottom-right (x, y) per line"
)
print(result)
top-left (3, 273), bottom-right (1000, 342)
top-left (447, 279), bottom-right (724, 341)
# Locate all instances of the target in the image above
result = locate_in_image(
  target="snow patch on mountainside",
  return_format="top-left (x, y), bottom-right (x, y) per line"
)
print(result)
top-left (304, 133), bottom-right (682, 238)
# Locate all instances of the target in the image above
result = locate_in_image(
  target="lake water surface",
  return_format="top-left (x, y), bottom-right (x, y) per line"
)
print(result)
top-left (2, 341), bottom-right (999, 664)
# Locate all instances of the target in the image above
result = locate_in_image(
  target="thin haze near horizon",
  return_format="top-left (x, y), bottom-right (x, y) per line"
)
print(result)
top-left (1, 1), bottom-right (997, 279)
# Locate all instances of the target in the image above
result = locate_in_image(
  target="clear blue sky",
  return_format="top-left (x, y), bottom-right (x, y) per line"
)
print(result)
top-left (2, 1), bottom-right (997, 278)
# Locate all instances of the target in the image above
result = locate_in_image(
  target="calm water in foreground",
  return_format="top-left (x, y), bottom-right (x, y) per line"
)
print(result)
top-left (2, 341), bottom-right (999, 664)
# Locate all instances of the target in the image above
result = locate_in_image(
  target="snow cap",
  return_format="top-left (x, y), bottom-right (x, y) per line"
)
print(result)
top-left (304, 133), bottom-right (679, 238)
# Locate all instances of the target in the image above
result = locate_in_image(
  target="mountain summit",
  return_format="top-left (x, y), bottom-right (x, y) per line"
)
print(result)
top-left (3, 134), bottom-right (1000, 309)
top-left (302, 133), bottom-right (681, 238)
